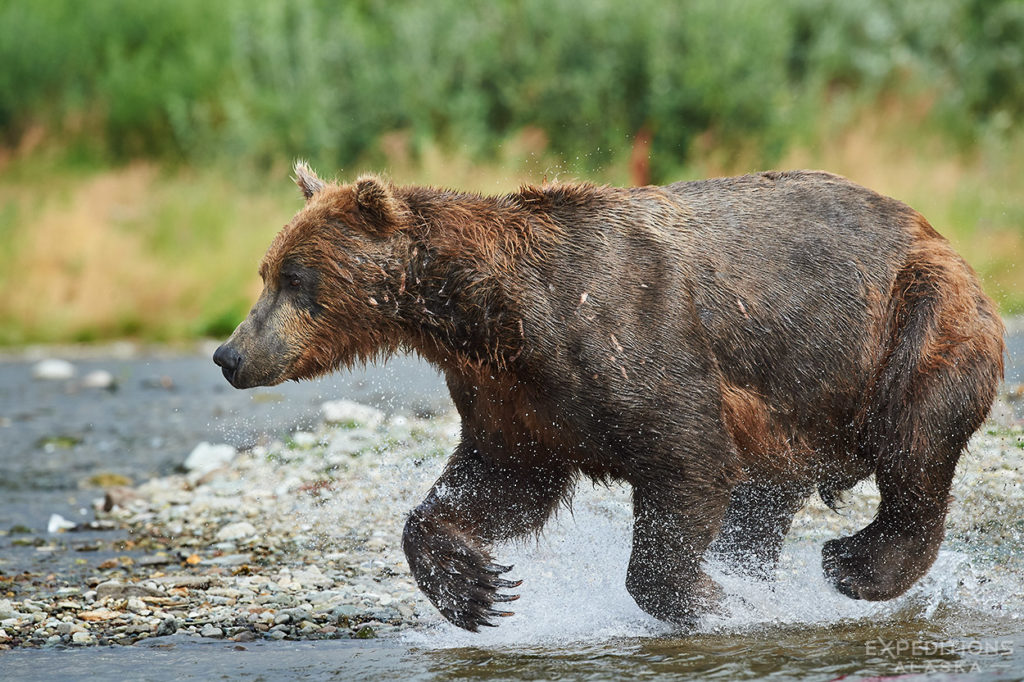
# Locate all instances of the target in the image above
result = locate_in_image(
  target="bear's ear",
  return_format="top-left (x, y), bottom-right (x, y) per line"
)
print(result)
top-left (293, 161), bottom-right (325, 200)
top-left (354, 174), bottom-right (406, 236)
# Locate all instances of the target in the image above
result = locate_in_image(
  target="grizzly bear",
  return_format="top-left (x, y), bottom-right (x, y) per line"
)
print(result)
top-left (214, 163), bottom-right (1004, 631)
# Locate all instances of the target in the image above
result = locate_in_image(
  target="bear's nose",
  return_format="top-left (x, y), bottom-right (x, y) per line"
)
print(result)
top-left (213, 344), bottom-right (242, 383)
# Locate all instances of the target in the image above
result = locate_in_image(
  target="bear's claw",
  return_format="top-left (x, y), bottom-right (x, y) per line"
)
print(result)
top-left (404, 514), bottom-right (522, 631)
top-left (439, 560), bottom-right (521, 630)
top-left (491, 592), bottom-right (520, 602)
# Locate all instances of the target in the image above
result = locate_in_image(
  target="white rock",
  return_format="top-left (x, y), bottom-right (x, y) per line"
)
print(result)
top-left (200, 624), bottom-right (223, 638)
top-left (216, 521), bottom-right (257, 542)
top-left (184, 442), bottom-right (236, 474)
top-left (32, 359), bottom-right (75, 380)
top-left (293, 566), bottom-right (333, 588)
top-left (0, 628), bottom-right (9, 641)
top-left (47, 513), bottom-right (76, 534)
top-left (81, 370), bottom-right (116, 389)
top-left (71, 631), bottom-right (95, 645)
top-left (0, 600), bottom-right (23, 620)
top-left (321, 400), bottom-right (384, 429)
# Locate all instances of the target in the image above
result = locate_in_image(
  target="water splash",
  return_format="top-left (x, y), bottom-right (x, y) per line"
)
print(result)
top-left (404, 483), bottom-right (669, 648)
top-left (404, 480), bottom-right (1022, 650)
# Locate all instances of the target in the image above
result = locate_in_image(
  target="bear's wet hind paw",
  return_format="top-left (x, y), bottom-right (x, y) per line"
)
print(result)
top-left (822, 523), bottom-right (941, 602)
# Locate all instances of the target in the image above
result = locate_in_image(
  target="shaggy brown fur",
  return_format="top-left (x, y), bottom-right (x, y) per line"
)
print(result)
top-left (214, 163), bottom-right (1004, 631)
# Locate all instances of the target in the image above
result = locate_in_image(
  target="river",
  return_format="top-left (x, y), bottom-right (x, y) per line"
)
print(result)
top-left (1, 330), bottom-right (1022, 680)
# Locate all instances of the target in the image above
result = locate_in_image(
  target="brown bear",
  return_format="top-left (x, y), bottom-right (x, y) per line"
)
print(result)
top-left (214, 162), bottom-right (1004, 631)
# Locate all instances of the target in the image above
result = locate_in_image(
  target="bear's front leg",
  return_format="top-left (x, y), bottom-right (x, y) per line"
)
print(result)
top-left (626, 474), bottom-right (733, 628)
top-left (402, 440), bottom-right (573, 631)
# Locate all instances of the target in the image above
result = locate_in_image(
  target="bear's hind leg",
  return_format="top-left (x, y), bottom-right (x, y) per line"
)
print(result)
top-left (822, 358), bottom-right (995, 600)
top-left (822, 409), bottom-right (966, 602)
top-left (402, 440), bottom-right (574, 631)
top-left (823, 248), bottom-right (1003, 600)
top-left (710, 482), bottom-right (808, 579)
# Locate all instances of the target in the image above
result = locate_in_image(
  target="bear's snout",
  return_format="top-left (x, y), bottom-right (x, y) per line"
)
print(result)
top-left (213, 344), bottom-right (243, 386)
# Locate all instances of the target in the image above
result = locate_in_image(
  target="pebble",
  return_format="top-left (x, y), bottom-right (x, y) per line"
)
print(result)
top-left (258, 594), bottom-right (298, 607)
top-left (32, 358), bottom-right (75, 380)
top-left (321, 400), bottom-right (385, 429)
top-left (81, 369), bottom-right (116, 390)
top-left (47, 513), bottom-right (77, 534)
top-left (291, 431), bottom-right (318, 448)
top-left (206, 553), bottom-right (250, 567)
top-left (136, 553), bottom-right (174, 567)
top-left (71, 631), bottom-right (95, 645)
top-left (96, 581), bottom-right (165, 600)
top-left (184, 442), bottom-right (237, 474)
top-left (0, 601), bottom-right (24, 620)
top-left (330, 605), bottom-right (360, 622)
top-left (3, 397), bottom-right (1020, 650)
top-left (215, 521), bottom-right (257, 542)
top-left (150, 576), bottom-right (213, 589)
top-left (155, 617), bottom-right (178, 637)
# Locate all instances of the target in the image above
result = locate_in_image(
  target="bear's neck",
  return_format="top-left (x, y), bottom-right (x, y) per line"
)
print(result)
top-left (393, 187), bottom-right (558, 376)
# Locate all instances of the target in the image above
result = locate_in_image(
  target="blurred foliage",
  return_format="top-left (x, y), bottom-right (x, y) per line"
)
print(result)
top-left (0, 0), bottom-right (1022, 344)
top-left (1, 0), bottom-right (1021, 178)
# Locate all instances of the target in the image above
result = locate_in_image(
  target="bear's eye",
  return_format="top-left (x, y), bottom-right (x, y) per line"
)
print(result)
top-left (289, 276), bottom-right (301, 289)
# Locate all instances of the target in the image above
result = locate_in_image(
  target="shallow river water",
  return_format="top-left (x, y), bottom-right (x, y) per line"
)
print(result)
top-left (2, 331), bottom-right (1024, 680)
top-left (5, 479), bottom-right (1024, 681)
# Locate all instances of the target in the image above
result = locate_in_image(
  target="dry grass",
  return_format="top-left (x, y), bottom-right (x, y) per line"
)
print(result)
top-left (0, 164), bottom-right (296, 344)
top-left (0, 117), bottom-right (1020, 345)
top-left (3, 165), bottom-right (158, 340)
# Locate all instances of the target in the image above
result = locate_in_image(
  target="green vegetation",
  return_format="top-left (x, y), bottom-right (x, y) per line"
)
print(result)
top-left (2, 0), bottom-right (1021, 173)
top-left (0, 0), bottom-right (1021, 344)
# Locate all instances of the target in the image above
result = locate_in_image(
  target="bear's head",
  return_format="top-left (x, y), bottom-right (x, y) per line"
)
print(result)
top-left (213, 162), bottom-right (412, 388)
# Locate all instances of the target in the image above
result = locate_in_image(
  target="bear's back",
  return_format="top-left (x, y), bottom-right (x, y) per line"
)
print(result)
top-left (525, 171), bottom-right (925, 422)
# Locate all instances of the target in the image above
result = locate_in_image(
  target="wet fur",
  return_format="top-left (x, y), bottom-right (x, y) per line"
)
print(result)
top-left (217, 167), bottom-right (1004, 630)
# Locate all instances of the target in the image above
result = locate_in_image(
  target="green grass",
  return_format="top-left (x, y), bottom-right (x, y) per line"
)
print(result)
top-left (1, 0), bottom-right (1020, 178)
top-left (0, 0), bottom-right (1020, 344)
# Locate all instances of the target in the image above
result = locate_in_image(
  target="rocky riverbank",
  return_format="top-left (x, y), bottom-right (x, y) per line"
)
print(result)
top-left (1, 390), bottom-right (1022, 649)
top-left (0, 400), bottom-right (459, 647)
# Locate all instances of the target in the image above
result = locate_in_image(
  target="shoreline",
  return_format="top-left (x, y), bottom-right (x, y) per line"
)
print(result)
top-left (0, 328), bottom-right (1021, 652)
top-left (1, 402), bottom-right (458, 648)
top-left (1, 390), bottom-right (1022, 650)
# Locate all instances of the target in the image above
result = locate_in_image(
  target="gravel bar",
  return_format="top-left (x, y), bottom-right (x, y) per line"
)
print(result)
top-left (0, 390), bottom-right (1021, 649)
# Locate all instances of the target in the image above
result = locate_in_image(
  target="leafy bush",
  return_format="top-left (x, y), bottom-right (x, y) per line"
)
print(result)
top-left (0, 0), bottom-right (1020, 178)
